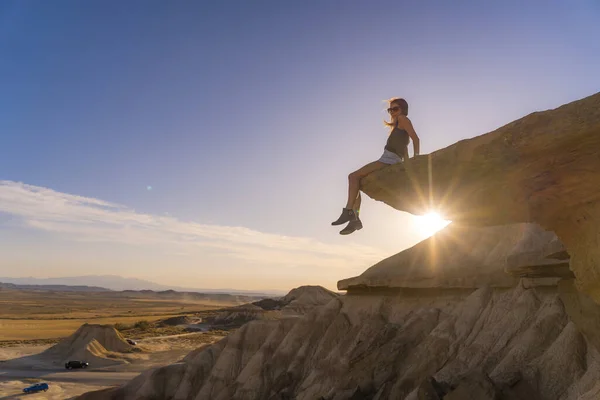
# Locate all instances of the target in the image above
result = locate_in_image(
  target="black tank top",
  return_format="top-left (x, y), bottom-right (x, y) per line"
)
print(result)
top-left (384, 120), bottom-right (409, 157)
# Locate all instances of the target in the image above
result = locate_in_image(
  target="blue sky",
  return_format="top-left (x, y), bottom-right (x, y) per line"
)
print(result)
top-left (1, 1), bottom-right (599, 291)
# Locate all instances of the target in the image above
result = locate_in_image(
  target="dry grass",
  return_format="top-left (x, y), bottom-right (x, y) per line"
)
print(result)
top-left (0, 291), bottom-right (236, 320)
top-left (0, 289), bottom-right (247, 341)
top-left (115, 321), bottom-right (187, 339)
top-left (0, 315), bottom-right (181, 341)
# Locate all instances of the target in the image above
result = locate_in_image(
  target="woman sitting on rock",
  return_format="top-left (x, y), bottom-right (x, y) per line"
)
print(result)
top-left (331, 97), bottom-right (420, 235)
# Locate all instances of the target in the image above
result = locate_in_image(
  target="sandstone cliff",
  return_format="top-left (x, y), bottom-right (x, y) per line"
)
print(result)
top-left (338, 222), bottom-right (569, 291)
top-left (359, 92), bottom-right (600, 303)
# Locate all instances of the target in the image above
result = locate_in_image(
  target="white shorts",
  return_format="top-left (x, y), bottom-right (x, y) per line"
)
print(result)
top-left (377, 149), bottom-right (403, 165)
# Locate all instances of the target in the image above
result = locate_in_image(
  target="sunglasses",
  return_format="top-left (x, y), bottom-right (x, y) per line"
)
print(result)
top-left (387, 106), bottom-right (400, 113)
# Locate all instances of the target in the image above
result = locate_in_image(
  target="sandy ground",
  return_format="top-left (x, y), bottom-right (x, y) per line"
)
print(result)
top-left (119, 332), bottom-right (222, 370)
top-left (0, 346), bottom-right (51, 363)
top-left (1, 331), bottom-right (222, 369)
top-left (0, 380), bottom-right (108, 400)
top-left (0, 288), bottom-right (234, 398)
top-left (0, 331), bottom-right (226, 398)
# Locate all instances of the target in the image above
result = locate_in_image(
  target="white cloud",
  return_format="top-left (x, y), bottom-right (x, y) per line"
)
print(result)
top-left (0, 181), bottom-right (386, 270)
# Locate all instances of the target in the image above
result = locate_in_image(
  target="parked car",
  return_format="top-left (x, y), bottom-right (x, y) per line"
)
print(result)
top-left (126, 339), bottom-right (137, 345)
top-left (23, 383), bottom-right (49, 393)
top-left (65, 360), bottom-right (89, 369)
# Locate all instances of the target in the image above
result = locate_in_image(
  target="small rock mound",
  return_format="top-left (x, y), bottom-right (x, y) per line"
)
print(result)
top-left (209, 286), bottom-right (339, 328)
top-left (41, 323), bottom-right (131, 367)
top-left (279, 285), bottom-right (339, 314)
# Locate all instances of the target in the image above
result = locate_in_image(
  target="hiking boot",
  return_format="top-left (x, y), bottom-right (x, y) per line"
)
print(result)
top-left (340, 218), bottom-right (363, 235)
top-left (331, 208), bottom-right (357, 226)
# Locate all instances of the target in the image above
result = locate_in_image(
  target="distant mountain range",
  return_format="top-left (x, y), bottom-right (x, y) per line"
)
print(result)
top-left (0, 275), bottom-right (286, 296)
top-left (0, 282), bottom-right (110, 292)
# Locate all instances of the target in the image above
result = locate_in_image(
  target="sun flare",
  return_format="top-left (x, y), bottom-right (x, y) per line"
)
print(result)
top-left (415, 212), bottom-right (451, 237)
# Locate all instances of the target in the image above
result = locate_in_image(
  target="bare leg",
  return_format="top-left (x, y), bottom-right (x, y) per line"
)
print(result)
top-left (331, 161), bottom-right (389, 227)
top-left (345, 161), bottom-right (387, 208)
top-left (352, 192), bottom-right (362, 214)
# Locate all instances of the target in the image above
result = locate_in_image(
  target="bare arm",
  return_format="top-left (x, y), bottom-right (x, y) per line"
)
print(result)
top-left (399, 116), bottom-right (420, 157)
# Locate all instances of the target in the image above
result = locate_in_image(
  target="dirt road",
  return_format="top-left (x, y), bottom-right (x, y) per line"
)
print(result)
top-left (0, 369), bottom-right (138, 386)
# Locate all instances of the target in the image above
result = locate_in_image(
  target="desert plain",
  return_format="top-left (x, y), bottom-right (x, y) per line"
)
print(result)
top-left (0, 285), bottom-right (253, 399)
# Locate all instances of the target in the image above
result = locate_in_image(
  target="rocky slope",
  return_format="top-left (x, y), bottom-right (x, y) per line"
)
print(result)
top-left (77, 279), bottom-right (600, 400)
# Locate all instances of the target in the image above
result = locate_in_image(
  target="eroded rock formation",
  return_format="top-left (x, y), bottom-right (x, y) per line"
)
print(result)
top-left (360, 92), bottom-right (600, 302)
top-left (76, 223), bottom-right (600, 400)
top-left (208, 286), bottom-right (340, 328)
top-left (77, 282), bottom-right (600, 400)
top-left (3, 324), bottom-right (134, 369)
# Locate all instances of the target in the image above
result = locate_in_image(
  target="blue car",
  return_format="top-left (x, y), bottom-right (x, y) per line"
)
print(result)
top-left (23, 382), bottom-right (49, 393)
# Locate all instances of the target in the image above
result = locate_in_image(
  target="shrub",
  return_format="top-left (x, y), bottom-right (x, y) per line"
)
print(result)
top-left (114, 322), bottom-right (132, 331)
top-left (134, 320), bottom-right (151, 331)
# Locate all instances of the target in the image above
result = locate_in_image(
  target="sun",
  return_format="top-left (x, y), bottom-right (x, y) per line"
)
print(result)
top-left (415, 212), bottom-right (451, 237)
